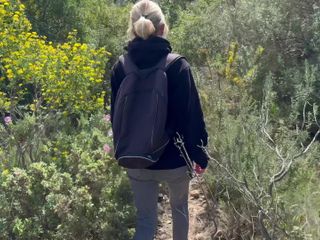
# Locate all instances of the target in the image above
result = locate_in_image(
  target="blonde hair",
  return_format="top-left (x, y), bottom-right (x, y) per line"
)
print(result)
top-left (128, 0), bottom-right (169, 40)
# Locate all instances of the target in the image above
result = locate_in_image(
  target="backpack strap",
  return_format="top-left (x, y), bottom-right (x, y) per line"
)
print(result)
top-left (119, 54), bottom-right (139, 75)
top-left (152, 53), bottom-right (184, 72)
top-left (165, 53), bottom-right (184, 71)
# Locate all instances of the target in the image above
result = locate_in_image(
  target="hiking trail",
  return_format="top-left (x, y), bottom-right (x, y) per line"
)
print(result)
top-left (155, 178), bottom-right (222, 240)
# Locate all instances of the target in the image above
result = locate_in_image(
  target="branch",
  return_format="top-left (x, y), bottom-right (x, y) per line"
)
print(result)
top-left (313, 105), bottom-right (320, 128)
top-left (174, 133), bottom-right (219, 236)
top-left (258, 210), bottom-right (272, 240)
top-left (268, 128), bottom-right (320, 196)
top-left (300, 101), bottom-right (308, 130)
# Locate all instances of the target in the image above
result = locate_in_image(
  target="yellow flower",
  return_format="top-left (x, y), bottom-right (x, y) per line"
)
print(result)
top-left (80, 44), bottom-right (88, 51)
top-left (19, 4), bottom-right (25, 11)
top-left (2, 169), bottom-right (10, 177)
top-left (97, 97), bottom-right (104, 105)
top-left (6, 69), bottom-right (14, 79)
top-left (0, 9), bottom-right (6, 15)
top-left (8, 35), bottom-right (16, 41)
top-left (0, 0), bottom-right (109, 114)
top-left (61, 55), bottom-right (68, 62)
top-left (30, 103), bottom-right (36, 112)
top-left (256, 46), bottom-right (265, 55)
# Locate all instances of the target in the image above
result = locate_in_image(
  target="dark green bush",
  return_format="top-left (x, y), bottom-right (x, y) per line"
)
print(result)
top-left (195, 47), bottom-right (320, 239)
top-left (0, 113), bottom-right (134, 240)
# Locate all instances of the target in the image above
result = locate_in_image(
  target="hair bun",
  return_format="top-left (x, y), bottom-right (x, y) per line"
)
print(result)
top-left (133, 16), bottom-right (156, 40)
top-left (128, 0), bottom-right (169, 40)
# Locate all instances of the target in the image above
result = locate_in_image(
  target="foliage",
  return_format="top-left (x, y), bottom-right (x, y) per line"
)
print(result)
top-left (0, 0), bottom-right (108, 116)
top-left (20, 0), bottom-right (81, 43)
top-left (0, 1), bottom-right (134, 239)
top-left (76, 0), bottom-right (130, 63)
top-left (196, 44), bottom-right (320, 239)
top-left (22, 0), bottom-right (130, 64)
top-left (171, 0), bottom-right (320, 112)
top-left (0, 113), bottom-right (134, 240)
top-left (2, 0), bottom-right (320, 239)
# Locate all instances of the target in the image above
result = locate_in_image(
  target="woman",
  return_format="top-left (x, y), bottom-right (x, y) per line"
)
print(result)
top-left (110, 1), bottom-right (209, 239)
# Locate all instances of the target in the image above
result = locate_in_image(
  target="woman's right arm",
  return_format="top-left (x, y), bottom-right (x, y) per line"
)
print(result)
top-left (170, 59), bottom-right (209, 169)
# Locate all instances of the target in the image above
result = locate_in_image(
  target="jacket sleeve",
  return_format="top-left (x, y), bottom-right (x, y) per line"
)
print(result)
top-left (109, 61), bottom-right (125, 124)
top-left (172, 63), bottom-right (209, 169)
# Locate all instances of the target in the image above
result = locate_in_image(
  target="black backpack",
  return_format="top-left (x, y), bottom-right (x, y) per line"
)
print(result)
top-left (112, 53), bottom-right (182, 169)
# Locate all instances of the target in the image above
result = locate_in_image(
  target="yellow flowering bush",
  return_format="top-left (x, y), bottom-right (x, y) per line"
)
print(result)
top-left (0, 3), bottom-right (136, 239)
top-left (0, 0), bottom-right (109, 115)
top-left (224, 42), bottom-right (264, 87)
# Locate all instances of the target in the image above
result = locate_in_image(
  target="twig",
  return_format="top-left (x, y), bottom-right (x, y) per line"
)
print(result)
top-left (268, 129), bottom-right (320, 195)
top-left (301, 101), bottom-right (308, 130)
top-left (261, 102), bottom-right (320, 196)
top-left (258, 210), bottom-right (272, 240)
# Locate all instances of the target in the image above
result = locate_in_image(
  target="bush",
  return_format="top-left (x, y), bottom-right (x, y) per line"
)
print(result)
top-left (196, 45), bottom-right (320, 239)
top-left (0, 1), bottom-right (134, 239)
top-left (0, 112), bottom-right (134, 240)
top-left (171, 0), bottom-right (320, 111)
top-left (0, 0), bottom-right (108, 115)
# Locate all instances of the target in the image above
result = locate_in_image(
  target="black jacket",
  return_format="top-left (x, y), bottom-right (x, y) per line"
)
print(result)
top-left (110, 36), bottom-right (208, 169)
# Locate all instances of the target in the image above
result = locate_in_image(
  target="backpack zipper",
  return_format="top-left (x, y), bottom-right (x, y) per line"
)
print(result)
top-left (118, 155), bottom-right (157, 162)
top-left (151, 139), bottom-right (170, 154)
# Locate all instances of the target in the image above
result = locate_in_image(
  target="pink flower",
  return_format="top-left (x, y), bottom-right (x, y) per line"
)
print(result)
top-left (103, 114), bottom-right (111, 123)
top-left (103, 144), bottom-right (111, 154)
top-left (4, 116), bottom-right (12, 125)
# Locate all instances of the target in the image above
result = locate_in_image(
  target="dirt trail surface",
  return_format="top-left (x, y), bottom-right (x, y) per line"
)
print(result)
top-left (155, 178), bottom-right (221, 240)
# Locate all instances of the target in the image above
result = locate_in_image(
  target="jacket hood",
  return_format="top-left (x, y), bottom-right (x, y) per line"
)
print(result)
top-left (126, 36), bottom-right (172, 69)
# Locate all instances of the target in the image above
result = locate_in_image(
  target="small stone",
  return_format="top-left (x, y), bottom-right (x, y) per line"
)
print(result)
top-left (158, 193), bottom-right (164, 202)
top-left (158, 203), bottom-right (164, 214)
top-left (160, 233), bottom-right (167, 239)
top-left (190, 190), bottom-right (201, 199)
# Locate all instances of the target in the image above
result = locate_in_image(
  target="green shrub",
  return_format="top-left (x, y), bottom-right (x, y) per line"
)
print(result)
top-left (197, 47), bottom-right (320, 239)
top-left (0, 2), bottom-right (134, 238)
top-left (171, 0), bottom-right (320, 111)
top-left (0, 112), bottom-right (134, 240)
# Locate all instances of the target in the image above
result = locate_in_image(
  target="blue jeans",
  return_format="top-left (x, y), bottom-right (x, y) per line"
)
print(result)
top-left (127, 166), bottom-right (190, 240)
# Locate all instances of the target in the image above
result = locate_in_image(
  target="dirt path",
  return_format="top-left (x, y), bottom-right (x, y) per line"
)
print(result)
top-left (155, 178), bottom-right (221, 240)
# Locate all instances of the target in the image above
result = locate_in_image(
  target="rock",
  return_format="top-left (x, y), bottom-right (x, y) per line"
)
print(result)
top-left (158, 203), bottom-right (164, 214)
top-left (190, 189), bottom-right (201, 199)
top-left (159, 233), bottom-right (167, 239)
top-left (158, 193), bottom-right (164, 202)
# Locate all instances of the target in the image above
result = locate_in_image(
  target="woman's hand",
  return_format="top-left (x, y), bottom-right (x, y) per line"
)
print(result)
top-left (194, 164), bottom-right (206, 175)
